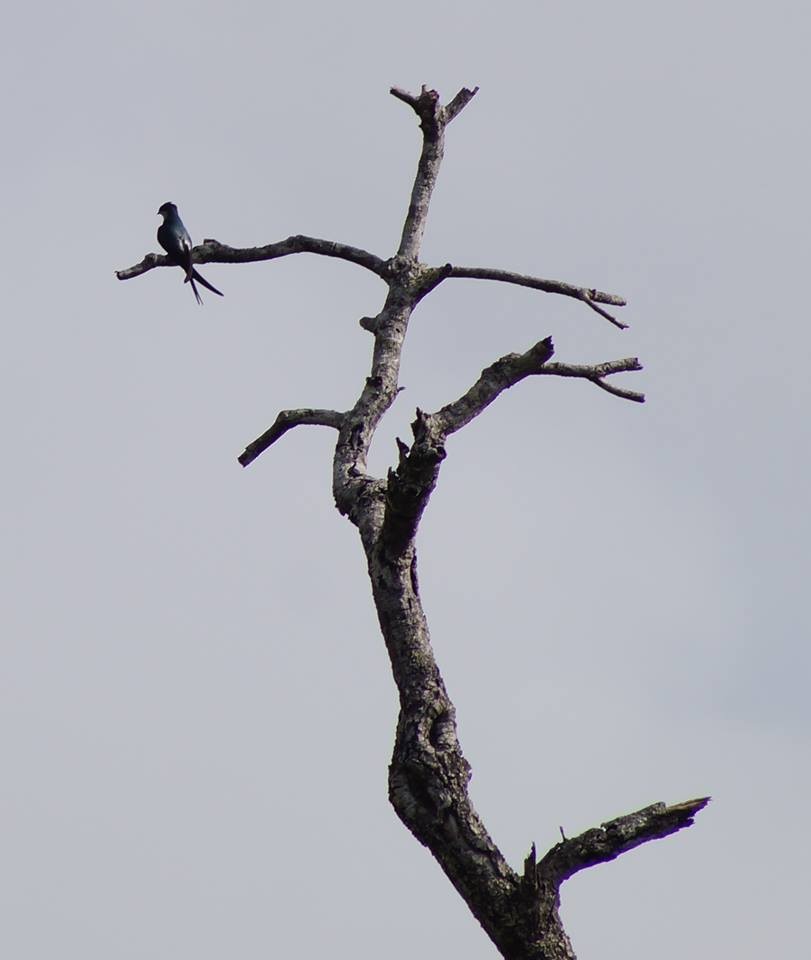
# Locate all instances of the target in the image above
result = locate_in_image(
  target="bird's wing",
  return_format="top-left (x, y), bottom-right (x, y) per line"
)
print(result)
top-left (178, 230), bottom-right (195, 283)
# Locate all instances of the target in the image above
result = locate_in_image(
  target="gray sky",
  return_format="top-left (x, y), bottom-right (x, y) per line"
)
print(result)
top-left (3, 1), bottom-right (808, 957)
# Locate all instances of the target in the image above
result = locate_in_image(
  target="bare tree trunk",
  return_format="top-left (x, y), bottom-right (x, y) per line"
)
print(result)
top-left (117, 84), bottom-right (708, 959)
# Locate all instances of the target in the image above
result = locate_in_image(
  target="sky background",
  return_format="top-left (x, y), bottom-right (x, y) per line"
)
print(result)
top-left (3, 2), bottom-right (809, 957)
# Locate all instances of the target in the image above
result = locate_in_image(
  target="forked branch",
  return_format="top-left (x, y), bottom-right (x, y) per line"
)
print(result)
top-left (539, 359), bottom-right (645, 401)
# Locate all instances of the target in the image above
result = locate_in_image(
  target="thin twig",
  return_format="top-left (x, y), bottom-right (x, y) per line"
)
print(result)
top-left (445, 265), bottom-right (628, 328)
top-left (582, 292), bottom-right (627, 328)
top-left (591, 378), bottom-right (646, 402)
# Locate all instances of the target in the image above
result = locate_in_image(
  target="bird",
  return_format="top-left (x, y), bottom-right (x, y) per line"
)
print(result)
top-left (156, 202), bottom-right (223, 305)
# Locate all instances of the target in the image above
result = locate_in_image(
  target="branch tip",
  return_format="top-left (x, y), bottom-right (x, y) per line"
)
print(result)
top-left (445, 265), bottom-right (627, 326)
top-left (583, 291), bottom-right (629, 329)
top-left (444, 86), bottom-right (479, 123)
top-left (523, 842), bottom-right (538, 886)
top-left (540, 358), bottom-right (644, 403)
top-left (390, 86), bottom-right (420, 107)
top-left (539, 796), bottom-right (710, 886)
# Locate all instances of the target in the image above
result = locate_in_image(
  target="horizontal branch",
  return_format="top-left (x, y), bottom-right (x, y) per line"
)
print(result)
top-left (539, 359), bottom-right (645, 402)
top-left (115, 236), bottom-right (387, 282)
top-left (536, 797), bottom-right (711, 886)
top-left (444, 265), bottom-right (628, 328)
top-left (238, 408), bottom-right (344, 467)
top-left (390, 86), bottom-right (425, 110)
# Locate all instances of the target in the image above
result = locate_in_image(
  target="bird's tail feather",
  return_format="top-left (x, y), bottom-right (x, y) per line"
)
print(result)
top-left (190, 276), bottom-right (203, 305)
top-left (190, 268), bottom-right (223, 297)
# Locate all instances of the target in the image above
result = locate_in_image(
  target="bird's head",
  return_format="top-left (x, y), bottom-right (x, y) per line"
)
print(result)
top-left (157, 202), bottom-right (177, 218)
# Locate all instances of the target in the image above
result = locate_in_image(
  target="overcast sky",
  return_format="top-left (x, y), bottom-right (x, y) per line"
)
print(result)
top-left (2, 2), bottom-right (808, 957)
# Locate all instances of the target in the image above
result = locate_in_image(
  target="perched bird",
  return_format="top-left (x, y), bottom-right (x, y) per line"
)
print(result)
top-left (156, 202), bottom-right (223, 305)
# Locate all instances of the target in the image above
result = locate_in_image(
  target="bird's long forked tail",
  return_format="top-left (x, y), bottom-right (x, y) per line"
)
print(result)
top-left (185, 268), bottom-right (223, 305)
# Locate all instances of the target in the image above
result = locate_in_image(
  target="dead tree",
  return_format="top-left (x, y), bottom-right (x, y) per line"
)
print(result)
top-left (117, 85), bottom-right (708, 960)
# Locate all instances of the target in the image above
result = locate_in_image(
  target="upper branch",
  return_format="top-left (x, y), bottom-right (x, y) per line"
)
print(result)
top-left (392, 86), bottom-right (478, 260)
top-left (444, 266), bottom-right (628, 329)
top-left (115, 235), bottom-right (387, 282)
top-left (444, 86), bottom-right (480, 123)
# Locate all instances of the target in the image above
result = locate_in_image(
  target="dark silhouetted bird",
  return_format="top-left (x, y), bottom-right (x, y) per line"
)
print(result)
top-left (157, 202), bottom-right (223, 305)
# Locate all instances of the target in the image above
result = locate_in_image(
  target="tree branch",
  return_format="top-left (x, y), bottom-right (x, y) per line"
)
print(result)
top-left (238, 408), bottom-right (344, 467)
top-left (539, 359), bottom-right (645, 402)
top-left (391, 85), bottom-right (477, 260)
top-left (379, 337), bottom-right (554, 553)
top-left (443, 86), bottom-right (480, 123)
top-left (389, 86), bottom-right (423, 110)
top-left (537, 797), bottom-right (711, 886)
top-left (444, 266), bottom-right (628, 328)
top-left (433, 337), bottom-right (556, 436)
top-left (115, 235), bottom-right (387, 283)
